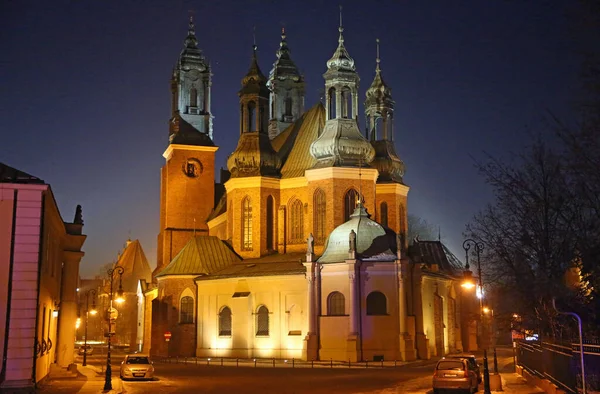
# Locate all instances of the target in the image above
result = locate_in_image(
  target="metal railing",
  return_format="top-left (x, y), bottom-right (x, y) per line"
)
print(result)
top-left (516, 339), bottom-right (600, 393)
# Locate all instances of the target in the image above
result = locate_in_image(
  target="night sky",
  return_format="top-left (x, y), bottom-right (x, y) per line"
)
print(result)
top-left (1, 1), bottom-right (582, 278)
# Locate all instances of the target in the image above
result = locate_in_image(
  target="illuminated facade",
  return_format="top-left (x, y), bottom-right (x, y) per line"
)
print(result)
top-left (140, 17), bottom-right (474, 362)
top-left (0, 163), bottom-right (86, 389)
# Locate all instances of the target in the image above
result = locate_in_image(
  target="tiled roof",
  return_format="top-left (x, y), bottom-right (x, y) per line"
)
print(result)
top-left (197, 252), bottom-right (306, 280)
top-left (408, 240), bottom-right (464, 276)
top-left (271, 103), bottom-right (325, 179)
top-left (0, 162), bottom-right (44, 184)
top-left (156, 236), bottom-right (241, 277)
top-left (117, 240), bottom-right (153, 293)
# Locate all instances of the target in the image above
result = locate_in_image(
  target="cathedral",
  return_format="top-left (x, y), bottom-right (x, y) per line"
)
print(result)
top-left (136, 17), bottom-right (477, 363)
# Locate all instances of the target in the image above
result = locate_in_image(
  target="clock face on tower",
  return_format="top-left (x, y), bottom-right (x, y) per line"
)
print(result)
top-left (183, 158), bottom-right (203, 178)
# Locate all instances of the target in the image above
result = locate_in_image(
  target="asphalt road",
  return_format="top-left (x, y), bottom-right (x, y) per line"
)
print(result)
top-left (51, 348), bottom-right (516, 394)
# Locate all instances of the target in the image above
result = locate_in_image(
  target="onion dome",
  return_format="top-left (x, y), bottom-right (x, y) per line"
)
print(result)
top-left (268, 28), bottom-right (303, 86)
top-left (370, 141), bottom-right (405, 182)
top-left (226, 132), bottom-right (281, 177)
top-left (318, 204), bottom-right (397, 263)
top-left (309, 119), bottom-right (375, 167)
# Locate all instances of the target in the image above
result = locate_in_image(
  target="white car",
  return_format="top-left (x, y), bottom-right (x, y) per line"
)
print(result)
top-left (120, 354), bottom-right (154, 380)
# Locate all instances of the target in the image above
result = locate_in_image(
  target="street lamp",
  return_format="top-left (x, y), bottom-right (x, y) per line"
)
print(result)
top-left (82, 289), bottom-right (97, 366)
top-left (103, 265), bottom-right (125, 392)
top-left (462, 239), bottom-right (491, 394)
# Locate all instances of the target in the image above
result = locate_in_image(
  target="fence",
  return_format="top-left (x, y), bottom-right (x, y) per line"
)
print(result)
top-left (154, 356), bottom-right (414, 370)
top-left (516, 339), bottom-right (600, 393)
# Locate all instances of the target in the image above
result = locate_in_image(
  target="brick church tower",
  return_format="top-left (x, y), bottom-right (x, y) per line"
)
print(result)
top-left (155, 17), bottom-right (217, 276)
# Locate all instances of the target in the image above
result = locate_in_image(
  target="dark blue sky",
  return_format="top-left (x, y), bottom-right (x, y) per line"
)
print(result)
top-left (0, 1), bottom-right (582, 277)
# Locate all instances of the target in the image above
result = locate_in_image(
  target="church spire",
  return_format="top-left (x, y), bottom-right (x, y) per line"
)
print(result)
top-left (169, 17), bottom-right (214, 145)
top-left (267, 27), bottom-right (305, 139)
top-left (227, 38), bottom-right (281, 178)
top-left (365, 38), bottom-right (405, 183)
top-left (310, 6), bottom-right (374, 168)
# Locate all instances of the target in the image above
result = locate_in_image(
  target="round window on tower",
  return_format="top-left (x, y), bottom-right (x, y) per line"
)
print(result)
top-left (182, 158), bottom-right (203, 178)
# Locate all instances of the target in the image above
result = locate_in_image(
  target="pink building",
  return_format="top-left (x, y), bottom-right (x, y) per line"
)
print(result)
top-left (0, 163), bottom-right (86, 390)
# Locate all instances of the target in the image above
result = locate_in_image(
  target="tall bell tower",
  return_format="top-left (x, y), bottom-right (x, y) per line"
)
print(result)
top-left (155, 17), bottom-right (218, 277)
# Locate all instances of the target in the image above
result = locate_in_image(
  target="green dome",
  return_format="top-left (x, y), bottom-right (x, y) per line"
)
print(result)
top-left (318, 204), bottom-right (397, 263)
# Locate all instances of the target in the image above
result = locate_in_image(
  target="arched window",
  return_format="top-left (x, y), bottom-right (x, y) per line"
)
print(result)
top-left (344, 189), bottom-right (360, 222)
top-left (341, 87), bottom-right (352, 119)
top-left (190, 87), bottom-right (198, 108)
top-left (380, 202), bottom-right (388, 227)
top-left (366, 291), bottom-right (387, 315)
top-left (180, 296), bottom-right (194, 323)
top-left (256, 305), bottom-right (269, 336)
top-left (327, 292), bottom-right (345, 316)
top-left (247, 101), bottom-right (256, 132)
top-left (313, 189), bottom-right (326, 245)
top-left (288, 198), bottom-right (304, 244)
top-left (399, 203), bottom-right (406, 235)
top-left (266, 196), bottom-right (274, 250)
top-left (242, 197), bottom-right (253, 251)
top-left (285, 97), bottom-right (293, 116)
top-left (328, 87), bottom-right (336, 119)
top-left (219, 306), bottom-right (232, 336)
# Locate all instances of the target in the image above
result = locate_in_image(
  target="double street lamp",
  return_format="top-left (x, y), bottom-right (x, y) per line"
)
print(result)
top-left (103, 265), bottom-right (125, 392)
top-left (462, 239), bottom-right (491, 394)
top-left (82, 289), bottom-right (97, 366)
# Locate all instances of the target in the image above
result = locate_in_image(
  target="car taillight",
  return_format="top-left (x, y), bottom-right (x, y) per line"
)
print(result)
top-left (433, 370), bottom-right (438, 377)
top-left (464, 369), bottom-right (469, 378)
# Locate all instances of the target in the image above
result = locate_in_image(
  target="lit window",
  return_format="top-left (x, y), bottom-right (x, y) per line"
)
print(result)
top-left (219, 306), bottom-right (232, 336)
top-left (180, 296), bottom-right (194, 323)
top-left (327, 292), bottom-right (345, 316)
top-left (288, 198), bottom-right (304, 244)
top-left (313, 189), bottom-right (326, 245)
top-left (256, 306), bottom-right (269, 336)
top-left (242, 197), bottom-right (253, 251)
top-left (344, 189), bottom-right (360, 221)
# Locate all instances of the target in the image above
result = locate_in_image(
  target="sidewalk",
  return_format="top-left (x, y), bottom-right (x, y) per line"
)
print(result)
top-left (499, 372), bottom-right (545, 394)
top-left (37, 364), bottom-right (124, 394)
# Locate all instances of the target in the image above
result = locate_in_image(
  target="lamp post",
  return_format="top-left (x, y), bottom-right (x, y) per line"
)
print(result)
top-left (462, 239), bottom-right (491, 394)
top-left (82, 289), bottom-right (97, 366)
top-left (103, 265), bottom-right (125, 392)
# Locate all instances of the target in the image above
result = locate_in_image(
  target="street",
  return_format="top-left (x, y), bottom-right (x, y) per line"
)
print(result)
top-left (38, 348), bottom-right (522, 393)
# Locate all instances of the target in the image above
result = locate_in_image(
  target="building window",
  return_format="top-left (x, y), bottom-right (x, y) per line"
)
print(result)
top-left (190, 87), bottom-right (198, 107)
top-left (344, 189), bottom-right (360, 222)
top-left (256, 306), bottom-right (269, 336)
top-left (327, 292), bottom-right (345, 316)
top-left (328, 87), bottom-right (336, 119)
top-left (266, 196), bottom-right (275, 250)
top-left (180, 296), bottom-right (194, 323)
top-left (288, 198), bottom-right (304, 244)
top-left (219, 306), bottom-right (232, 336)
top-left (242, 197), bottom-right (253, 251)
top-left (380, 202), bottom-right (388, 227)
top-left (399, 203), bottom-right (406, 234)
top-left (366, 291), bottom-right (387, 316)
top-left (248, 101), bottom-right (256, 132)
top-left (313, 189), bottom-right (326, 245)
top-left (285, 97), bottom-right (292, 116)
